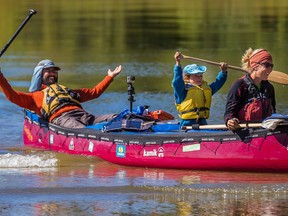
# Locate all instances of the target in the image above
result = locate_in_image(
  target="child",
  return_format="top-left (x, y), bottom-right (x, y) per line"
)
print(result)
top-left (172, 51), bottom-right (228, 127)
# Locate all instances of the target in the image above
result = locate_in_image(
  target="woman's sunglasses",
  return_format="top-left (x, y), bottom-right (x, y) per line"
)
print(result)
top-left (256, 62), bottom-right (274, 68)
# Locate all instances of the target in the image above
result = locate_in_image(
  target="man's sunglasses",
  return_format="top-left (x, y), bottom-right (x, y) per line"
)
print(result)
top-left (255, 62), bottom-right (274, 68)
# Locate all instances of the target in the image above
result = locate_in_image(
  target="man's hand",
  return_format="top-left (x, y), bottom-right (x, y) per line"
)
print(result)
top-left (108, 65), bottom-right (122, 78)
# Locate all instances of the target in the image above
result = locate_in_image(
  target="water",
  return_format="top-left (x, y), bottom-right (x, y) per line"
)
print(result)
top-left (2, 154), bottom-right (288, 215)
top-left (1, 0), bottom-right (288, 215)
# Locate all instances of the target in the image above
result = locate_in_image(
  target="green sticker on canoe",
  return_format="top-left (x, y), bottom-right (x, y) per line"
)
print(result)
top-left (183, 144), bottom-right (200, 152)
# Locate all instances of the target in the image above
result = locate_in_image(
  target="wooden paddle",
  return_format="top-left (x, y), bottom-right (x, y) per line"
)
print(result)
top-left (182, 54), bottom-right (288, 85)
top-left (182, 119), bottom-right (288, 130)
top-left (181, 123), bottom-right (262, 130)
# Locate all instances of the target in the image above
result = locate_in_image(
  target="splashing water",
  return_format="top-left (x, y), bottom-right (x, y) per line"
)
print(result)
top-left (0, 153), bottom-right (58, 168)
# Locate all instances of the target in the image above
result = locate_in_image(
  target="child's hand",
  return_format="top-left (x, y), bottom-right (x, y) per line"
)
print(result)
top-left (174, 52), bottom-right (183, 65)
top-left (220, 62), bottom-right (228, 73)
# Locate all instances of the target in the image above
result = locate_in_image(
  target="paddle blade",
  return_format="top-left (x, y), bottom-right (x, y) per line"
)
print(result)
top-left (261, 118), bottom-right (284, 130)
top-left (261, 114), bottom-right (288, 130)
top-left (268, 70), bottom-right (288, 85)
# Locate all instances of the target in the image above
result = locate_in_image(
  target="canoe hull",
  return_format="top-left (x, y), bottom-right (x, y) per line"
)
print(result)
top-left (23, 112), bottom-right (288, 172)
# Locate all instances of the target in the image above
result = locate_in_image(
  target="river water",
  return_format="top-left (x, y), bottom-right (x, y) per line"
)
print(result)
top-left (1, 0), bottom-right (288, 215)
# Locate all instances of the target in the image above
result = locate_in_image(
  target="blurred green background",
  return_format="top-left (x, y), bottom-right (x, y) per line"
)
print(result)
top-left (0, 0), bottom-right (287, 118)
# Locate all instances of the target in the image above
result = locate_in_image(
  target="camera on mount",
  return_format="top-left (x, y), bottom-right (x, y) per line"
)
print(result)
top-left (127, 76), bottom-right (135, 84)
top-left (127, 76), bottom-right (136, 112)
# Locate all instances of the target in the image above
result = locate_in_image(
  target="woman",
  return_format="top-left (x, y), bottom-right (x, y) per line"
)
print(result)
top-left (172, 51), bottom-right (228, 128)
top-left (224, 48), bottom-right (276, 130)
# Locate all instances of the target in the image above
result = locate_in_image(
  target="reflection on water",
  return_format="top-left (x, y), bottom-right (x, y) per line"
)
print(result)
top-left (1, 156), bottom-right (288, 215)
top-left (1, 0), bottom-right (288, 215)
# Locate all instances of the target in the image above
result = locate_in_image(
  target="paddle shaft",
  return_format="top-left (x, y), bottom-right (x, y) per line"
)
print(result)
top-left (182, 54), bottom-right (288, 85)
top-left (182, 123), bottom-right (262, 130)
top-left (0, 9), bottom-right (37, 58)
top-left (182, 121), bottom-right (288, 130)
top-left (182, 55), bottom-right (247, 72)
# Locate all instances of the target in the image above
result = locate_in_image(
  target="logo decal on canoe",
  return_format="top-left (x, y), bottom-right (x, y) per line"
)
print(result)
top-left (24, 125), bottom-right (33, 141)
top-left (69, 138), bottom-right (74, 150)
top-left (143, 147), bottom-right (164, 157)
top-left (116, 144), bottom-right (126, 158)
top-left (183, 143), bottom-right (200, 152)
top-left (88, 141), bottom-right (94, 153)
top-left (49, 134), bottom-right (54, 144)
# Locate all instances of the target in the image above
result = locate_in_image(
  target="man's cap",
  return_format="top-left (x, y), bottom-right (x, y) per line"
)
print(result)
top-left (37, 59), bottom-right (61, 70)
top-left (183, 64), bottom-right (206, 75)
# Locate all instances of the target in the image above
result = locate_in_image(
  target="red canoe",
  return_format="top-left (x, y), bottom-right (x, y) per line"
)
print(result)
top-left (23, 110), bottom-right (288, 172)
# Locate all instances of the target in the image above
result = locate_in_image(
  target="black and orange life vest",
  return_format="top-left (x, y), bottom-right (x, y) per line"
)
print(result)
top-left (41, 83), bottom-right (82, 120)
